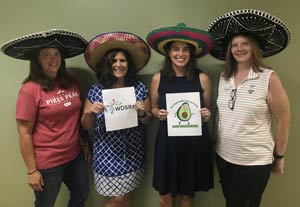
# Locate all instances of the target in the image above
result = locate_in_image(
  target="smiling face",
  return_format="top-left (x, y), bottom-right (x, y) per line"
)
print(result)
top-left (168, 41), bottom-right (191, 70)
top-left (38, 48), bottom-right (62, 79)
top-left (230, 35), bottom-right (252, 64)
top-left (111, 51), bottom-right (128, 80)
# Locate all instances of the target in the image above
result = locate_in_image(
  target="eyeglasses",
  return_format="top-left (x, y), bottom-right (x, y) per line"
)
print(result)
top-left (228, 89), bottom-right (237, 110)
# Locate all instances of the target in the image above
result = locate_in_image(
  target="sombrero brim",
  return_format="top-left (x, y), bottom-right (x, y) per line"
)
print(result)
top-left (84, 32), bottom-right (151, 71)
top-left (207, 9), bottom-right (291, 60)
top-left (146, 23), bottom-right (214, 58)
top-left (1, 29), bottom-right (87, 60)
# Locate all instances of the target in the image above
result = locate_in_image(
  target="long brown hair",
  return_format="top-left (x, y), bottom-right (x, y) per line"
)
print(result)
top-left (23, 48), bottom-right (74, 91)
top-left (95, 49), bottom-right (137, 89)
top-left (161, 41), bottom-right (201, 81)
top-left (223, 34), bottom-right (269, 80)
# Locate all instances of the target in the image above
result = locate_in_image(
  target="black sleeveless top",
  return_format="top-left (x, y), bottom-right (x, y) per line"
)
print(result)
top-left (152, 73), bottom-right (214, 196)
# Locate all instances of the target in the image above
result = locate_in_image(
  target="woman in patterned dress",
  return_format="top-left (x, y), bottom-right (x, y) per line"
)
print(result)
top-left (81, 32), bottom-right (151, 207)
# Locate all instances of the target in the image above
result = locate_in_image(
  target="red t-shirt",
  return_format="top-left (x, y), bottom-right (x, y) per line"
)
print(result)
top-left (16, 81), bottom-right (81, 170)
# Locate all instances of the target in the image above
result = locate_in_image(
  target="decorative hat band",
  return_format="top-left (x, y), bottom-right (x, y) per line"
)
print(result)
top-left (207, 9), bottom-right (291, 60)
top-left (146, 23), bottom-right (214, 57)
top-left (86, 32), bottom-right (150, 57)
top-left (1, 29), bottom-right (87, 60)
top-left (85, 32), bottom-right (150, 71)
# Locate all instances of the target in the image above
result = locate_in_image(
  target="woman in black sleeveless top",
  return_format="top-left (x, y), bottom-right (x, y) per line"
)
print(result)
top-left (146, 23), bottom-right (214, 207)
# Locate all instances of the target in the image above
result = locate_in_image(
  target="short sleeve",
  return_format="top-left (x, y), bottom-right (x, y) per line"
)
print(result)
top-left (16, 85), bottom-right (38, 123)
top-left (134, 81), bottom-right (149, 101)
top-left (87, 84), bottom-right (103, 103)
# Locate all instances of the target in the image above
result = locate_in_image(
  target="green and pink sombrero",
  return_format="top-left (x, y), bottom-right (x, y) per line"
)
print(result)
top-left (85, 32), bottom-right (151, 71)
top-left (146, 23), bottom-right (214, 58)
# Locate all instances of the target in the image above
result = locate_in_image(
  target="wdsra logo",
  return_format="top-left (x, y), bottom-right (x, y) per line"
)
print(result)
top-left (107, 98), bottom-right (134, 114)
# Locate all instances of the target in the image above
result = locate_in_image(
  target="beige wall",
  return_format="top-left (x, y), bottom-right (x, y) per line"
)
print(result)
top-left (0, 0), bottom-right (299, 206)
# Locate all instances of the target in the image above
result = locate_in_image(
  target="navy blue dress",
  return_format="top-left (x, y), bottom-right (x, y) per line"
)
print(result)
top-left (152, 73), bottom-right (214, 197)
top-left (87, 81), bottom-right (148, 196)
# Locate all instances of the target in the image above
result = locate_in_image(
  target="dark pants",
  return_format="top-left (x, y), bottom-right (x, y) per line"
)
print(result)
top-left (34, 152), bottom-right (89, 207)
top-left (216, 154), bottom-right (272, 207)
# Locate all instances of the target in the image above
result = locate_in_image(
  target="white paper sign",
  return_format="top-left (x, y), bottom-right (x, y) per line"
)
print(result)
top-left (102, 87), bottom-right (137, 131)
top-left (166, 92), bottom-right (202, 136)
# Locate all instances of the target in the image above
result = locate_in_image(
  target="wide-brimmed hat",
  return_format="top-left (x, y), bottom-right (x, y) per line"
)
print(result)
top-left (84, 32), bottom-right (151, 71)
top-left (207, 9), bottom-right (291, 60)
top-left (1, 29), bottom-right (87, 60)
top-left (146, 23), bottom-right (214, 58)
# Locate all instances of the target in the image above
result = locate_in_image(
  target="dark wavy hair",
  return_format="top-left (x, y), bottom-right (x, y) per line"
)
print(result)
top-left (223, 34), bottom-right (270, 80)
top-left (23, 48), bottom-right (74, 91)
top-left (95, 49), bottom-right (137, 89)
top-left (161, 41), bottom-right (200, 81)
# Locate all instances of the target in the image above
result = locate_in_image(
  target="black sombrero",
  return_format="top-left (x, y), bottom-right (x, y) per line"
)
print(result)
top-left (207, 9), bottom-right (291, 60)
top-left (1, 29), bottom-right (88, 60)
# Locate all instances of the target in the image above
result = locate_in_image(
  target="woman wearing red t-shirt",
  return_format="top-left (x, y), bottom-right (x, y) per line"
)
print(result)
top-left (1, 29), bottom-right (90, 207)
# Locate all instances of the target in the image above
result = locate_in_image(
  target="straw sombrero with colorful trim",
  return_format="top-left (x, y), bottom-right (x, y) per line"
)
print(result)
top-left (146, 23), bottom-right (214, 58)
top-left (1, 29), bottom-right (87, 60)
top-left (85, 32), bottom-right (151, 71)
top-left (207, 9), bottom-right (291, 60)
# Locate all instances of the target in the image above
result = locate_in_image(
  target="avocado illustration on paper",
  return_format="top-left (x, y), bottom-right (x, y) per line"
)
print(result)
top-left (176, 102), bottom-right (192, 124)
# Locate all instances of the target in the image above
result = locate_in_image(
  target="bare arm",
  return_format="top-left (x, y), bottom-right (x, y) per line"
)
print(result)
top-left (134, 96), bottom-right (152, 124)
top-left (199, 72), bottom-right (212, 108)
top-left (150, 72), bottom-right (160, 118)
top-left (17, 119), bottom-right (36, 172)
top-left (267, 72), bottom-right (291, 175)
top-left (81, 98), bottom-right (105, 129)
top-left (150, 73), bottom-right (168, 120)
top-left (17, 119), bottom-right (43, 191)
top-left (78, 125), bottom-right (91, 161)
top-left (199, 72), bottom-right (212, 122)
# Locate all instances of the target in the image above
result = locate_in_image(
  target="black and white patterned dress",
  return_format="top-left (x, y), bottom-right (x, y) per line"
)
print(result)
top-left (87, 81), bottom-right (148, 196)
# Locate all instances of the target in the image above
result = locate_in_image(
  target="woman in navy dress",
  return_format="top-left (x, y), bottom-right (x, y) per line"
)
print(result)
top-left (81, 32), bottom-right (151, 207)
top-left (147, 23), bottom-right (214, 207)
